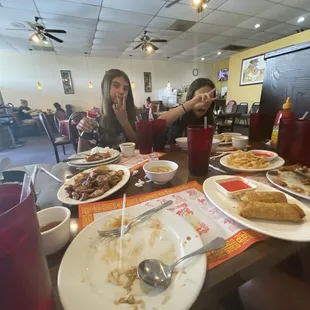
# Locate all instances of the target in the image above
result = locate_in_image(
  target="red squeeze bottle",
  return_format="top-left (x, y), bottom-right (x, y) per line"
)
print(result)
top-left (79, 110), bottom-right (99, 142)
top-left (270, 97), bottom-right (295, 147)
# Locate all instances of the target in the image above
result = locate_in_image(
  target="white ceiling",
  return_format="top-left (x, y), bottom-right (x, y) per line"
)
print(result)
top-left (0, 0), bottom-right (309, 62)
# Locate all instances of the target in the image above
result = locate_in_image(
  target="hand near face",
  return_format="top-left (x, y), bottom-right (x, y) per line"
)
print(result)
top-left (190, 88), bottom-right (217, 111)
top-left (113, 94), bottom-right (128, 124)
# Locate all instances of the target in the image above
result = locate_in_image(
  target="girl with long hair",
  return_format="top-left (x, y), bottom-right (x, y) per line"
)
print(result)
top-left (77, 69), bottom-right (138, 151)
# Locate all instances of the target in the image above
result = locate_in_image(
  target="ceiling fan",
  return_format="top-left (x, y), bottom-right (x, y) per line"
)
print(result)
top-left (131, 31), bottom-right (168, 52)
top-left (6, 16), bottom-right (67, 43)
top-left (166, 0), bottom-right (210, 13)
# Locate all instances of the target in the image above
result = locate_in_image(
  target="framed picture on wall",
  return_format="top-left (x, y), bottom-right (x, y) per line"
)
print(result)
top-left (144, 72), bottom-right (152, 93)
top-left (60, 70), bottom-right (74, 94)
top-left (240, 54), bottom-right (266, 86)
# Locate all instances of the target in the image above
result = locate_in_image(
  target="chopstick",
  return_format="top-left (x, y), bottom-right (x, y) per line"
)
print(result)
top-left (40, 167), bottom-right (63, 183)
top-left (209, 164), bottom-right (227, 174)
top-left (119, 193), bottom-right (126, 269)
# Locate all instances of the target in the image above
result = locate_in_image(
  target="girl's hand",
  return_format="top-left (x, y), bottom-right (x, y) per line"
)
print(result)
top-left (113, 94), bottom-right (129, 124)
top-left (77, 117), bottom-right (93, 133)
top-left (185, 88), bottom-right (217, 111)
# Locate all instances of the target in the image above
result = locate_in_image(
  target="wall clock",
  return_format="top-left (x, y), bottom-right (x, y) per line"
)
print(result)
top-left (192, 68), bottom-right (199, 76)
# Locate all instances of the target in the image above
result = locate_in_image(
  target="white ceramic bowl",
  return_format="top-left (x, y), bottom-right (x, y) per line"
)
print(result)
top-left (212, 138), bottom-right (220, 151)
top-left (119, 142), bottom-right (135, 157)
top-left (175, 137), bottom-right (188, 150)
top-left (37, 206), bottom-right (71, 256)
top-left (232, 136), bottom-right (249, 150)
top-left (143, 160), bottom-right (178, 184)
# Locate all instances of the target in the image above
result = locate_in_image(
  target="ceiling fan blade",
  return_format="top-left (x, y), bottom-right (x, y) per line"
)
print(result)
top-left (166, 0), bottom-right (181, 8)
top-left (149, 43), bottom-right (158, 51)
top-left (44, 32), bottom-right (63, 43)
top-left (44, 29), bottom-right (66, 33)
top-left (150, 39), bottom-right (168, 43)
top-left (5, 28), bottom-right (32, 31)
top-left (25, 21), bottom-right (38, 30)
top-left (133, 43), bottom-right (143, 50)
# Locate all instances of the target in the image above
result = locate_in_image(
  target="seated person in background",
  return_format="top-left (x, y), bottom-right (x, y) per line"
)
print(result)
top-left (159, 78), bottom-right (217, 143)
top-left (146, 96), bottom-right (152, 108)
top-left (53, 102), bottom-right (66, 114)
top-left (77, 69), bottom-right (138, 152)
top-left (18, 99), bottom-right (37, 124)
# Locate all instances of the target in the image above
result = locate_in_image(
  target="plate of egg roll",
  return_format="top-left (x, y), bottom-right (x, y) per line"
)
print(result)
top-left (203, 175), bottom-right (310, 241)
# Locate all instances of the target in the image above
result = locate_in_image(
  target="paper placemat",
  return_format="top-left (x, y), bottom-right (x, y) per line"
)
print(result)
top-left (119, 150), bottom-right (166, 171)
top-left (79, 181), bottom-right (267, 270)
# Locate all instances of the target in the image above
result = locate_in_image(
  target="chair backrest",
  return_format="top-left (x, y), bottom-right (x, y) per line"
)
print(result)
top-left (65, 104), bottom-right (73, 118)
top-left (68, 111), bottom-right (87, 152)
top-left (54, 110), bottom-right (67, 131)
top-left (236, 102), bottom-right (248, 114)
top-left (226, 100), bottom-right (237, 113)
top-left (250, 102), bottom-right (260, 114)
top-left (39, 112), bottom-right (55, 144)
top-left (4, 103), bottom-right (14, 116)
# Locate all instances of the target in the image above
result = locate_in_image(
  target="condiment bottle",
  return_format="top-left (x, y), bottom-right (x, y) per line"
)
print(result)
top-left (270, 97), bottom-right (295, 147)
top-left (79, 110), bottom-right (99, 145)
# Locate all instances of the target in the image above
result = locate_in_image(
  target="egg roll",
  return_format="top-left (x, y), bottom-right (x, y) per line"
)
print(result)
top-left (237, 201), bottom-right (305, 223)
top-left (235, 191), bottom-right (287, 203)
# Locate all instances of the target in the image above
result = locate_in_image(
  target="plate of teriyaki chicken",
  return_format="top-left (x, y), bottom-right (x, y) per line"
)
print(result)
top-left (57, 165), bottom-right (130, 205)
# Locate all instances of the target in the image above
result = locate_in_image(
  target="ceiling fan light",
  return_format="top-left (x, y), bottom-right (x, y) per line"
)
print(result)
top-left (192, 0), bottom-right (201, 5)
top-left (31, 33), bottom-right (40, 43)
top-left (37, 82), bottom-right (42, 89)
top-left (202, 3), bottom-right (208, 8)
top-left (146, 44), bottom-right (153, 52)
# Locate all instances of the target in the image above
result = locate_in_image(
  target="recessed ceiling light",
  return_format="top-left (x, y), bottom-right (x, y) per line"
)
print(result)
top-left (255, 23), bottom-right (261, 29)
top-left (201, 57), bottom-right (205, 61)
top-left (217, 51), bottom-right (222, 55)
top-left (297, 16), bottom-right (305, 23)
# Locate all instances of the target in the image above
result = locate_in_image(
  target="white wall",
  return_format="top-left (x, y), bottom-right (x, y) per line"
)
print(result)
top-left (0, 53), bottom-right (214, 111)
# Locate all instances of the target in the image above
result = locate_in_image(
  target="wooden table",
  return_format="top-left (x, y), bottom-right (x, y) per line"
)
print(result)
top-left (43, 148), bottom-right (308, 310)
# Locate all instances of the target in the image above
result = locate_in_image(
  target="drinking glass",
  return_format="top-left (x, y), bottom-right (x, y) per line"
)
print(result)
top-left (0, 183), bottom-right (54, 310)
top-left (290, 119), bottom-right (310, 166)
top-left (277, 118), bottom-right (295, 162)
top-left (152, 119), bottom-right (166, 152)
top-left (136, 120), bottom-right (153, 154)
top-left (187, 125), bottom-right (214, 176)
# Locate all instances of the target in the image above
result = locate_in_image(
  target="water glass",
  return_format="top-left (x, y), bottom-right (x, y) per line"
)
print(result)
top-left (187, 125), bottom-right (213, 176)
top-left (136, 120), bottom-right (153, 154)
top-left (0, 183), bottom-right (54, 310)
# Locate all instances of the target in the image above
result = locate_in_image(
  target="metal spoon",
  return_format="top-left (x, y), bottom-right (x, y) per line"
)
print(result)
top-left (137, 237), bottom-right (226, 290)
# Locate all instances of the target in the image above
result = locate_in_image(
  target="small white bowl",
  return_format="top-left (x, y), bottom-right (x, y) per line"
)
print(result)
top-left (120, 142), bottom-right (135, 157)
top-left (251, 150), bottom-right (278, 162)
top-left (232, 135), bottom-right (249, 150)
top-left (215, 176), bottom-right (257, 198)
top-left (212, 138), bottom-right (220, 151)
top-left (175, 137), bottom-right (188, 150)
top-left (143, 160), bottom-right (178, 184)
top-left (37, 206), bottom-right (71, 256)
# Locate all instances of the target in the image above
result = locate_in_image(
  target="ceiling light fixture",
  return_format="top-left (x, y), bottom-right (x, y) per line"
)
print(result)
top-left (192, 0), bottom-right (201, 5)
top-left (167, 81), bottom-right (171, 88)
top-left (146, 44), bottom-right (153, 53)
top-left (29, 49), bottom-right (42, 89)
top-left (42, 36), bottom-right (49, 45)
top-left (201, 57), bottom-right (205, 61)
top-left (31, 33), bottom-right (40, 43)
top-left (84, 52), bottom-right (93, 89)
top-left (129, 55), bottom-right (135, 88)
top-left (192, 0), bottom-right (209, 12)
top-left (217, 51), bottom-right (222, 55)
top-left (297, 16), bottom-right (305, 23)
top-left (255, 23), bottom-right (261, 29)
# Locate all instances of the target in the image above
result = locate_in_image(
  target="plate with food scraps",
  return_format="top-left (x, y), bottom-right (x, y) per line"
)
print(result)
top-left (214, 133), bottom-right (241, 145)
top-left (203, 175), bottom-right (310, 242)
top-left (67, 147), bottom-right (120, 165)
top-left (266, 165), bottom-right (310, 201)
top-left (58, 208), bottom-right (206, 310)
top-left (57, 164), bottom-right (130, 205)
top-left (220, 150), bottom-right (285, 172)
top-left (67, 154), bottom-right (121, 168)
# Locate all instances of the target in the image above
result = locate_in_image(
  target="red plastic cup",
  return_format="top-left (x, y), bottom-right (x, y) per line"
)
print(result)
top-left (277, 118), bottom-right (295, 162)
top-left (152, 119), bottom-right (166, 152)
top-left (290, 119), bottom-right (310, 166)
top-left (188, 125), bottom-right (214, 176)
top-left (0, 183), bottom-right (54, 310)
top-left (136, 120), bottom-right (153, 154)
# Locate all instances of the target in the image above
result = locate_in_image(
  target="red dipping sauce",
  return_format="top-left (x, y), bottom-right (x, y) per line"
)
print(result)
top-left (220, 180), bottom-right (251, 192)
top-left (252, 151), bottom-right (274, 158)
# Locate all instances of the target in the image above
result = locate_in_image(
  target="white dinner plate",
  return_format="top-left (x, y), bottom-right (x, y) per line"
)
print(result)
top-left (266, 171), bottom-right (310, 201)
top-left (58, 208), bottom-right (206, 310)
top-left (203, 175), bottom-right (310, 242)
top-left (67, 155), bottom-right (121, 168)
top-left (57, 164), bottom-right (130, 205)
top-left (68, 147), bottom-right (120, 165)
top-left (220, 153), bottom-right (285, 172)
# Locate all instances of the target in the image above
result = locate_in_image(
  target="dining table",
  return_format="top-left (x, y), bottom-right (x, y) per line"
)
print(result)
top-left (29, 145), bottom-right (309, 310)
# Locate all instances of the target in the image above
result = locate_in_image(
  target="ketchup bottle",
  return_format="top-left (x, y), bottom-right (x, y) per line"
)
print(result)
top-left (79, 110), bottom-right (99, 144)
top-left (270, 97), bottom-right (295, 147)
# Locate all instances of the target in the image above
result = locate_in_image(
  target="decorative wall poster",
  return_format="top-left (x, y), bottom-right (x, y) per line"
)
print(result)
top-left (240, 54), bottom-right (266, 86)
top-left (60, 70), bottom-right (74, 94)
top-left (144, 72), bottom-right (152, 93)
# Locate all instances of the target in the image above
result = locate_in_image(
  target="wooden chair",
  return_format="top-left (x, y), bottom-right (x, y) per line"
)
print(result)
top-left (39, 113), bottom-right (71, 163)
top-left (68, 111), bottom-right (87, 152)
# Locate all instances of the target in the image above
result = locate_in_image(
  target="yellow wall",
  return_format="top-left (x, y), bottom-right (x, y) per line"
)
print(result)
top-left (213, 59), bottom-right (229, 97)
top-left (225, 30), bottom-right (310, 108)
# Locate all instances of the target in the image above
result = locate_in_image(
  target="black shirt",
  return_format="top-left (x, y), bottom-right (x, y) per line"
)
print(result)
top-left (18, 106), bottom-right (32, 120)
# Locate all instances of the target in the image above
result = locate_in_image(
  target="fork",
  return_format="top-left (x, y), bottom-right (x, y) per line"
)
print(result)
top-left (97, 200), bottom-right (173, 238)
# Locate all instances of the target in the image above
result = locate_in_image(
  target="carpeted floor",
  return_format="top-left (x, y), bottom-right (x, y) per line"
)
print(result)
top-left (0, 135), bottom-right (75, 168)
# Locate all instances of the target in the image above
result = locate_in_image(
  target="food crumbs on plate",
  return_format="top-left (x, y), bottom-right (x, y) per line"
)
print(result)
top-left (161, 296), bottom-right (171, 305)
top-left (186, 236), bottom-right (191, 241)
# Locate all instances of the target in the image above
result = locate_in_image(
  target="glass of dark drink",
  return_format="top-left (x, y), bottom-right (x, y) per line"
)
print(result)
top-left (152, 119), bottom-right (166, 152)
top-left (187, 125), bottom-right (214, 176)
top-left (0, 183), bottom-right (54, 310)
top-left (136, 120), bottom-right (153, 154)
